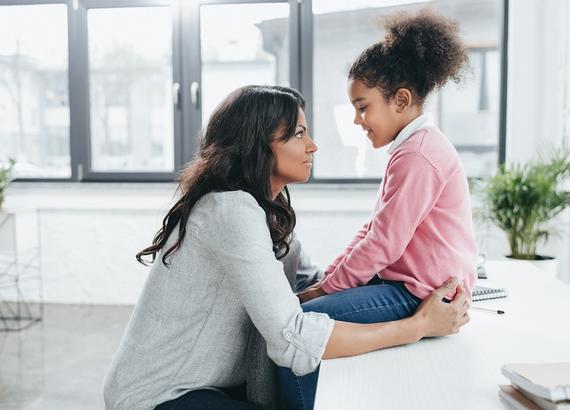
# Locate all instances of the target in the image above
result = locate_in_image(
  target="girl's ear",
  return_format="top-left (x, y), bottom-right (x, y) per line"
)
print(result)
top-left (394, 88), bottom-right (413, 112)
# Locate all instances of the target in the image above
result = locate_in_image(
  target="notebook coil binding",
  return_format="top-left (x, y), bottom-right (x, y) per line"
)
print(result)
top-left (472, 286), bottom-right (508, 301)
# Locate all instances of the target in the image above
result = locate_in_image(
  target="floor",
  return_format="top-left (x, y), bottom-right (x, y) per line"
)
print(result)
top-left (0, 304), bottom-right (133, 410)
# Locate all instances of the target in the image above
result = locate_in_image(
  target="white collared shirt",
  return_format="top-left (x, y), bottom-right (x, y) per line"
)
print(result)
top-left (387, 112), bottom-right (436, 154)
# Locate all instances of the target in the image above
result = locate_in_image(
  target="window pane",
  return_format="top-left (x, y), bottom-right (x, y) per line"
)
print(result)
top-left (439, 49), bottom-right (501, 177)
top-left (200, 3), bottom-right (289, 124)
top-left (312, 0), bottom-right (503, 179)
top-left (0, 4), bottom-right (70, 178)
top-left (88, 7), bottom-right (174, 172)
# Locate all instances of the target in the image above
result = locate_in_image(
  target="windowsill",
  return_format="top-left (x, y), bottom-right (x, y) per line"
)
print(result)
top-left (3, 182), bottom-right (379, 213)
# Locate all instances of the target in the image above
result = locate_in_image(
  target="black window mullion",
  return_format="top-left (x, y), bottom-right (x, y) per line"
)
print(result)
top-left (498, 0), bottom-right (509, 165)
top-left (68, 0), bottom-right (90, 181)
top-left (298, 0), bottom-right (316, 182)
top-left (172, 0), bottom-right (184, 174)
top-left (180, 0), bottom-right (201, 166)
top-left (288, 0), bottom-right (301, 92)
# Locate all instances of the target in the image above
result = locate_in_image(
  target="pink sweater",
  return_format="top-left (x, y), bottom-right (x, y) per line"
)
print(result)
top-left (320, 127), bottom-right (477, 300)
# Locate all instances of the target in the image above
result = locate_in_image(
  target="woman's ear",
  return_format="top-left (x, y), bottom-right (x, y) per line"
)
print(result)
top-left (394, 88), bottom-right (413, 113)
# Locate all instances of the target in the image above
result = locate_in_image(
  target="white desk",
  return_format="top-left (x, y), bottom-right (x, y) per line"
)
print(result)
top-left (314, 260), bottom-right (570, 410)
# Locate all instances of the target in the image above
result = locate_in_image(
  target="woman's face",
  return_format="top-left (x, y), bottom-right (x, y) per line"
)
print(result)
top-left (347, 79), bottom-right (403, 149)
top-left (270, 108), bottom-right (317, 192)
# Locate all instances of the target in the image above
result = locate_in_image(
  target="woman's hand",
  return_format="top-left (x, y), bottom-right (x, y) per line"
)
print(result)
top-left (412, 277), bottom-right (470, 338)
top-left (296, 281), bottom-right (327, 304)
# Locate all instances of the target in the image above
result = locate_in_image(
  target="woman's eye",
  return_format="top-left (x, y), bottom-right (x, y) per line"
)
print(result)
top-left (295, 130), bottom-right (304, 139)
top-left (358, 106), bottom-right (367, 113)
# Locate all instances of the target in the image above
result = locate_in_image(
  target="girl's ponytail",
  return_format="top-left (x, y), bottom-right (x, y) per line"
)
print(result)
top-left (349, 9), bottom-right (468, 105)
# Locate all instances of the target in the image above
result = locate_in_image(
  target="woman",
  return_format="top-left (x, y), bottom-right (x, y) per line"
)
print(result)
top-left (103, 85), bottom-right (469, 410)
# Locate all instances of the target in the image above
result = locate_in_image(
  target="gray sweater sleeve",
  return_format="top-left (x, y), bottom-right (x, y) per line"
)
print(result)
top-left (204, 192), bottom-right (334, 376)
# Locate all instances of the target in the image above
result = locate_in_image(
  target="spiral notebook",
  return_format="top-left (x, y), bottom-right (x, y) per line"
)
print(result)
top-left (472, 285), bottom-right (508, 301)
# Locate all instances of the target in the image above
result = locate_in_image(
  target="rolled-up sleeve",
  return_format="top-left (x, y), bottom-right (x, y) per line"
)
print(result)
top-left (204, 192), bottom-right (334, 376)
top-left (280, 311), bottom-right (333, 375)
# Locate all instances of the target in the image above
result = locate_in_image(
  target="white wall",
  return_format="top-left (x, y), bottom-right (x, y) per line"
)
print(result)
top-left (2, 183), bottom-right (378, 304)
top-left (506, 0), bottom-right (568, 161)
top-left (506, 0), bottom-right (570, 281)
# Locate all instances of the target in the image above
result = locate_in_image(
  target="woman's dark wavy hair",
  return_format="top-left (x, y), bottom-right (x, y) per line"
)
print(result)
top-left (137, 85), bottom-right (305, 267)
top-left (349, 8), bottom-right (468, 106)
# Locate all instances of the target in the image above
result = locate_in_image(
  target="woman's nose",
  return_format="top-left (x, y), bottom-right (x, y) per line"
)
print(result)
top-left (306, 135), bottom-right (318, 153)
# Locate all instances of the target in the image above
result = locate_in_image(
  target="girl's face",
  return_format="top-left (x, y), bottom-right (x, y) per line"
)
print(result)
top-left (347, 79), bottom-right (405, 149)
top-left (271, 108), bottom-right (317, 192)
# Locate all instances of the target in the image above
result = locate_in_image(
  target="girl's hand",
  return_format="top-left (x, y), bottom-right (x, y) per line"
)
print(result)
top-left (297, 281), bottom-right (327, 304)
top-left (412, 277), bottom-right (470, 338)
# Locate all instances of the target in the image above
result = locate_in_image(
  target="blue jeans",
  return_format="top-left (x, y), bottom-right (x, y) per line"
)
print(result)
top-left (154, 384), bottom-right (260, 410)
top-left (277, 277), bottom-right (422, 410)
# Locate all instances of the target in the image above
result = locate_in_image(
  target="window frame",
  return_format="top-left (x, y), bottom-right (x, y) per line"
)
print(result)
top-left (78, 0), bottom-right (183, 181)
top-left (303, 0), bottom-right (509, 183)
top-left (184, 0), bottom-right (301, 163)
top-left (0, 0), bottom-right (71, 181)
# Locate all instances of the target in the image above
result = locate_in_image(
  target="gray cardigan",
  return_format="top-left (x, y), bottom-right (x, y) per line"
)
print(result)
top-left (103, 191), bottom-right (334, 410)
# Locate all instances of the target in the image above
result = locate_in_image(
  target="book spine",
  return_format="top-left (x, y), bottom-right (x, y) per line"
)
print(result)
top-left (501, 367), bottom-right (552, 401)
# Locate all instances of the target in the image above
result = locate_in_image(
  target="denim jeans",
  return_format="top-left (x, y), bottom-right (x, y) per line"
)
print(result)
top-left (154, 384), bottom-right (260, 410)
top-left (277, 276), bottom-right (422, 410)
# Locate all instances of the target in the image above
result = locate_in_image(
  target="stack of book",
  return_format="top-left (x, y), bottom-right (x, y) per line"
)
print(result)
top-left (499, 363), bottom-right (570, 410)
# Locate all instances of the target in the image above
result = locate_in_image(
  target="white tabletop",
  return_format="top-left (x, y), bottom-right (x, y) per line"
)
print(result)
top-left (314, 260), bottom-right (570, 410)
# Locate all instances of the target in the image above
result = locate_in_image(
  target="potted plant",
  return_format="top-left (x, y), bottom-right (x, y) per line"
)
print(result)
top-left (0, 158), bottom-right (16, 210)
top-left (485, 148), bottom-right (570, 275)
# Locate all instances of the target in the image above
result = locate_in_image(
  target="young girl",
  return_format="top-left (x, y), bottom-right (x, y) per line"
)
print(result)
top-left (285, 9), bottom-right (477, 409)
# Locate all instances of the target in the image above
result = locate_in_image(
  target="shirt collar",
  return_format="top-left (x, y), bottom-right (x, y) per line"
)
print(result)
top-left (387, 112), bottom-right (435, 154)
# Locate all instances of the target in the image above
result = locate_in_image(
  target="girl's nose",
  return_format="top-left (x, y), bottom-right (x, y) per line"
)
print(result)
top-left (353, 110), bottom-right (362, 125)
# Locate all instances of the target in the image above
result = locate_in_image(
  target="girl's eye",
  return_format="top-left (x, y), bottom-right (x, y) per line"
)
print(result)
top-left (295, 130), bottom-right (304, 139)
top-left (358, 106), bottom-right (367, 113)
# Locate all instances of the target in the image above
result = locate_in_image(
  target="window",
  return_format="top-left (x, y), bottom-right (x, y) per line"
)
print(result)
top-left (200, 3), bottom-right (290, 124)
top-left (0, 4), bottom-right (70, 178)
top-left (438, 47), bottom-right (501, 177)
top-left (87, 6), bottom-right (174, 172)
top-left (311, 0), bottom-right (505, 179)
top-left (1, 0), bottom-right (506, 182)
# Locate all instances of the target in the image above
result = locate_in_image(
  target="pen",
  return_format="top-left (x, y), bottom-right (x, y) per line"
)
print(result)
top-left (471, 306), bottom-right (505, 314)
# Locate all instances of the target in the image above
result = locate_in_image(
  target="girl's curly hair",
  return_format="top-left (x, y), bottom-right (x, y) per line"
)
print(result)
top-left (349, 8), bottom-right (468, 105)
